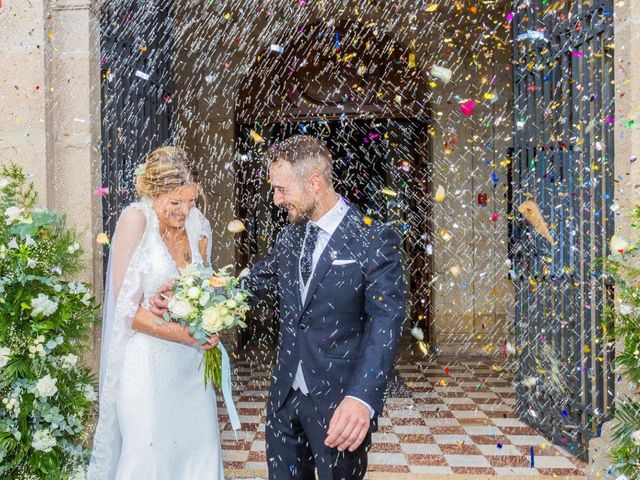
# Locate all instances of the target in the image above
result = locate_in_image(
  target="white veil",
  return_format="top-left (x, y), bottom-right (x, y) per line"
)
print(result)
top-left (89, 201), bottom-right (148, 480)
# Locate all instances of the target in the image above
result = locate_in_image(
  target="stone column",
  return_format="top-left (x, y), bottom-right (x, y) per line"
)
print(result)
top-left (0, 0), bottom-right (103, 367)
top-left (588, 0), bottom-right (640, 475)
top-left (0, 0), bottom-right (50, 200)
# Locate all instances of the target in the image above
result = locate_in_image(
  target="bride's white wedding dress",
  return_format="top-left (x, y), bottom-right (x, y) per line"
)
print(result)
top-left (89, 198), bottom-right (223, 480)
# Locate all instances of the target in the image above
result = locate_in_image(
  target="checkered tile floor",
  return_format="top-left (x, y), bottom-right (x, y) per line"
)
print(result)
top-left (219, 348), bottom-right (586, 478)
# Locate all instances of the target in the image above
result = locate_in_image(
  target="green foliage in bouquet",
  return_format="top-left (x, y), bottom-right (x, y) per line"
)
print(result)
top-left (603, 206), bottom-right (640, 477)
top-left (0, 164), bottom-right (98, 480)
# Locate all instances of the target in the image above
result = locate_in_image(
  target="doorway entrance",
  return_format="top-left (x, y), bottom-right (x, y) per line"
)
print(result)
top-left (234, 118), bottom-right (432, 347)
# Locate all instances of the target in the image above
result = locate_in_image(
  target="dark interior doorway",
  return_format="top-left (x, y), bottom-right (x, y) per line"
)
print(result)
top-left (234, 117), bottom-right (432, 349)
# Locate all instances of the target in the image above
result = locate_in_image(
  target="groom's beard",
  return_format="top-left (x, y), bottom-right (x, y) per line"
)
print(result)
top-left (287, 198), bottom-right (317, 224)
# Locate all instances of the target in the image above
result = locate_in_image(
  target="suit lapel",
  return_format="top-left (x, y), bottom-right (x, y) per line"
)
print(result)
top-left (301, 206), bottom-right (360, 314)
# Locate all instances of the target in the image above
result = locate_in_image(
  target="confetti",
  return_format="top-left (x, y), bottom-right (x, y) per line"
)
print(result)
top-left (227, 220), bottom-right (246, 233)
top-left (250, 130), bottom-right (265, 143)
top-left (434, 185), bottom-right (446, 202)
top-left (459, 100), bottom-right (476, 117)
top-left (96, 233), bottom-right (109, 245)
top-left (430, 65), bottom-right (452, 84)
top-left (518, 200), bottom-right (554, 244)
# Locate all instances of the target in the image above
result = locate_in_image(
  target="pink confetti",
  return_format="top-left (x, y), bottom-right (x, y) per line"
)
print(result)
top-left (460, 100), bottom-right (475, 117)
top-left (604, 116), bottom-right (615, 123)
top-left (571, 51), bottom-right (584, 57)
top-left (506, 12), bottom-right (514, 22)
top-left (491, 213), bottom-right (501, 222)
top-left (93, 187), bottom-right (109, 196)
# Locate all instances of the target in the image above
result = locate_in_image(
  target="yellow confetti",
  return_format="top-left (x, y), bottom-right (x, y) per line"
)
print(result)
top-left (425, 3), bottom-right (438, 12)
top-left (363, 216), bottom-right (373, 226)
top-left (380, 187), bottom-right (398, 197)
top-left (435, 185), bottom-right (446, 202)
top-left (96, 233), bottom-right (110, 245)
top-left (250, 130), bottom-right (264, 143)
top-left (408, 53), bottom-right (416, 68)
top-left (450, 265), bottom-right (461, 277)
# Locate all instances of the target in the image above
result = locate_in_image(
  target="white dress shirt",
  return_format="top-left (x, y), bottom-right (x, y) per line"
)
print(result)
top-left (291, 196), bottom-right (375, 418)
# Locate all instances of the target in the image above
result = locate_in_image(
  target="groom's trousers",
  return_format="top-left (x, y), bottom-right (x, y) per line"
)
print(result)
top-left (266, 388), bottom-right (371, 480)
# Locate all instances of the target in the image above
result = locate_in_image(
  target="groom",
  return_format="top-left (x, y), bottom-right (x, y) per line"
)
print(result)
top-left (246, 135), bottom-right (405, 479)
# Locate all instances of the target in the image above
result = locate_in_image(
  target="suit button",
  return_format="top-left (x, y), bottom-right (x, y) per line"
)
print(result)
top-left (299, 324), bottom-right (307, 331)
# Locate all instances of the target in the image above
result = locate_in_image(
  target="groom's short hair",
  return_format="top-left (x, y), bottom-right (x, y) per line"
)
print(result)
top-left (266, 135), bottom-right (333, 184)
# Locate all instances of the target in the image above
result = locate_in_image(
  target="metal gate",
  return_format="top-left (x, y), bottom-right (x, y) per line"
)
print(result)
top-left (100, 0), bottom-right (174, 237)
top-left (511, 0), bottom-right (615, 459)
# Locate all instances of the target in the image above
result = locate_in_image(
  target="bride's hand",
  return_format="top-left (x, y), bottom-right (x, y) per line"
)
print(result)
top-left (149, 282), bottom-right (174, 317)
top-left (199, 333), bottom-right (219, 351)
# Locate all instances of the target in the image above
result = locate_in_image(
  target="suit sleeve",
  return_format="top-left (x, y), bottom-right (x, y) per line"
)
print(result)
top-left (244, 228), bottom-right (284, 306)
top-left (345, 225), bottom-right (405, 414)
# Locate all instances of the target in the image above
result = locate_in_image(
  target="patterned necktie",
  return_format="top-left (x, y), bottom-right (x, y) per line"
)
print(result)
top-left (300, 223), bottom-right (320, 285)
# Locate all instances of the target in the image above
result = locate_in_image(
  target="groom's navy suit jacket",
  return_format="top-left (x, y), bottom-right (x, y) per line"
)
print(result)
top-left (248, 204), bottom-right (405, 428)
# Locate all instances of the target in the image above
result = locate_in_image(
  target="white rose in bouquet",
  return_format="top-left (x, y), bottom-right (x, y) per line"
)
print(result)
top-left (0, 346), bottom-right (11, 368)
top-left (31, 293), bottom-right (59, 318)
top-left (187, 286), bottom-right (201, 299)
top-left (168, 297), bottom-right (193, 318)
top-left (202, 306), bottom-right (225, 333)
top-left (36, 374), bottom-right (58, 398)
top-left (31, 429), bottom-right (57, 452)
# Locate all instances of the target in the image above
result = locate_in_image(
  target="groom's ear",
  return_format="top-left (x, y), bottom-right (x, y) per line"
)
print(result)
top-left (308, 173), bottom-right (323, 193)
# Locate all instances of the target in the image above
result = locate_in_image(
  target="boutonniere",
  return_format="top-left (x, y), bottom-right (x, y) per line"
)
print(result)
top-left (330, 250), bottom-right (338, 261)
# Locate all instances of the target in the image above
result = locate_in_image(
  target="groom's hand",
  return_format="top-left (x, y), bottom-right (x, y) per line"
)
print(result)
top-left (325, 397), bottom-right (370, 452)
top-left (149, 282), bottom-right (173, 317)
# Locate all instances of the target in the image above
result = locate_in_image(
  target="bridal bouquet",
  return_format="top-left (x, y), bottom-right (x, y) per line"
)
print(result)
top-left (164, 263), bottom-right (250, 389)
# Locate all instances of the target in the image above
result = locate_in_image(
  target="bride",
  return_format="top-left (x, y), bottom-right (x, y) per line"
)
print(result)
top-left (89, 146), bottom-right (224, 480)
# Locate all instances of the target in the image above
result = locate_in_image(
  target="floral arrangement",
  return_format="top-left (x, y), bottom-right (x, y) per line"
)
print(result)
top-left (604, 206), bottom-right (640, 477)
top-left (0, 164), bottom-right (98, 480)
top-left (165, 263), bottom-right (250, 388)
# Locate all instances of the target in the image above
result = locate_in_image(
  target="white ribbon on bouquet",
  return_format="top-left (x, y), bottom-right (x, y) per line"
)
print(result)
top-left (218, 342), bottom-right (241, 432)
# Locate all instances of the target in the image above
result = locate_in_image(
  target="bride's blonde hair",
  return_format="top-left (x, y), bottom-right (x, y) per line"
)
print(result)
top-left (135, 146), bottom-right (201, 199)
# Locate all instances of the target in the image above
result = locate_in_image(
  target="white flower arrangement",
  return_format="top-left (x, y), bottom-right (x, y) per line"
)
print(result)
top-left (0, 163), bottom-right (98, 478)
top-left (30, 293), bottom-right (58, 318)
top-left (4, 206), bottom-right (22, 225)
top-left (31, 429), bottom-right (57, 452)
top-left (0, 347), bottom-right (10, 368)
top-left (61, 354), bottom-right (79, 369)
top-left (36, 375), bottom-right (58, 398)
